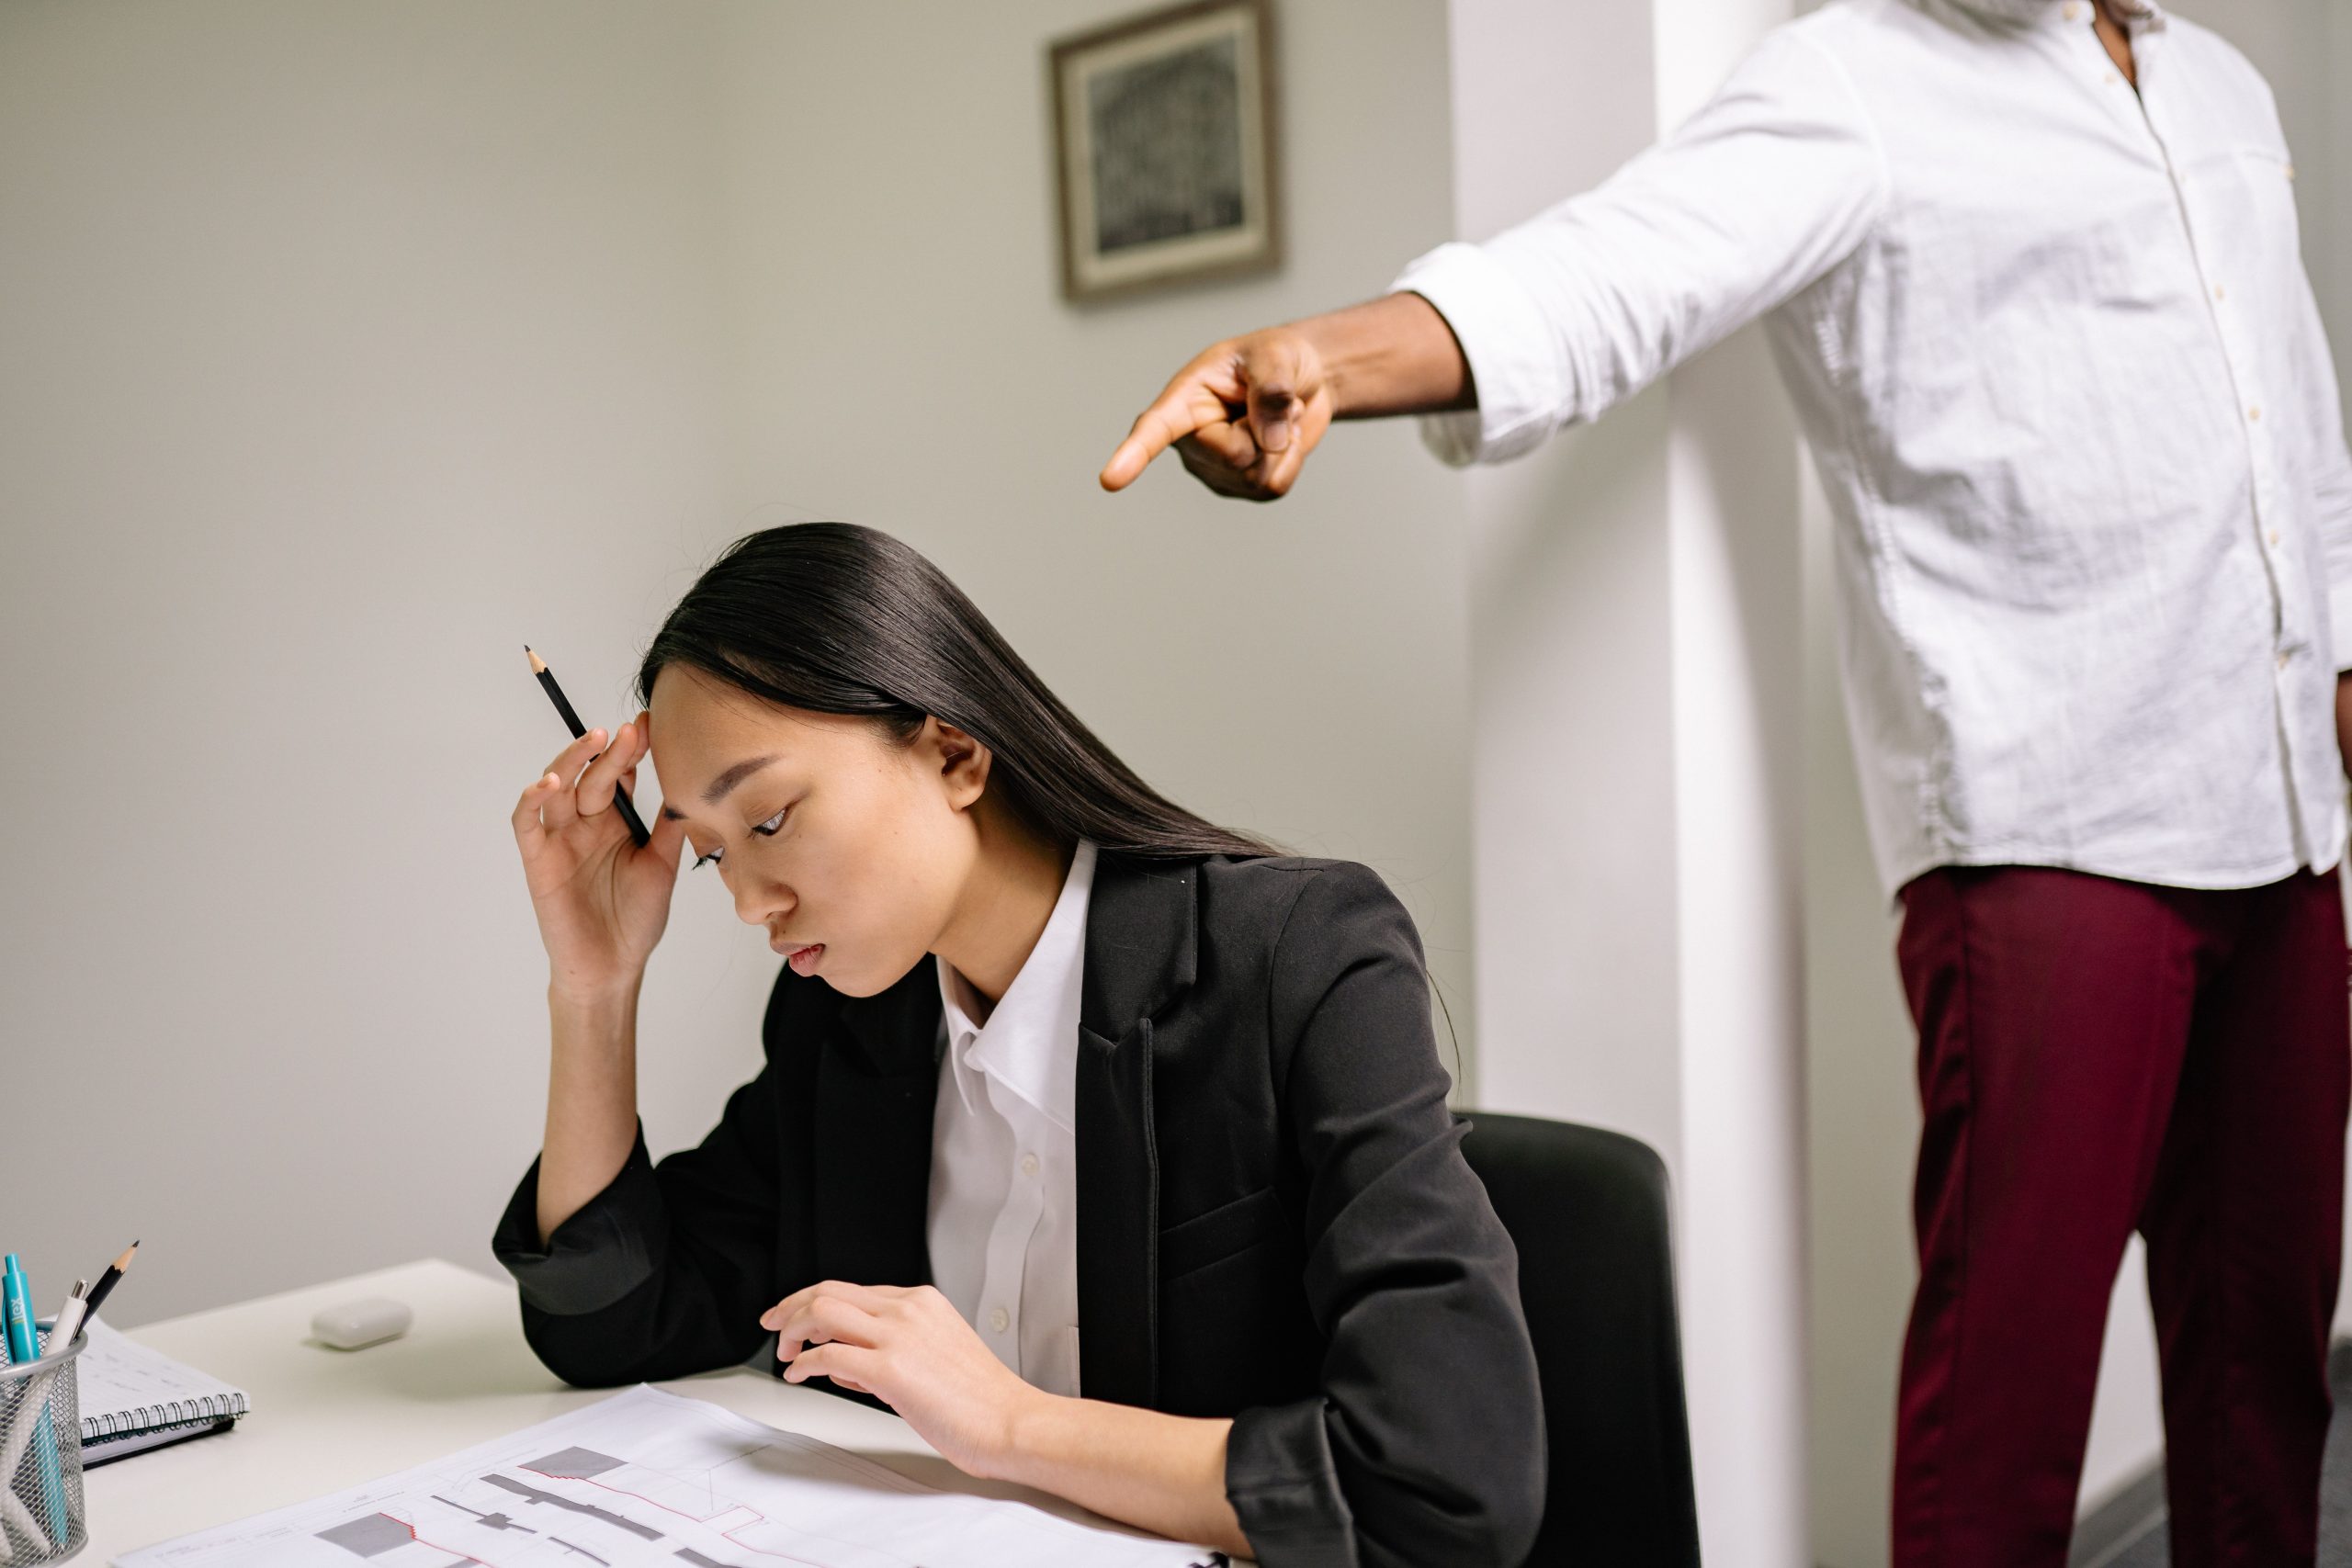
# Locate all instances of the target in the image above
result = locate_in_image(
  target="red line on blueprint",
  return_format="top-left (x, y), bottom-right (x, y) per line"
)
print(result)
top-left (387, 1511), bottom-right (499, 1568)
top-left (716, 1521), bottom-right (842, 1567)
top-left (519, 1463), bottom-right (735, 1525)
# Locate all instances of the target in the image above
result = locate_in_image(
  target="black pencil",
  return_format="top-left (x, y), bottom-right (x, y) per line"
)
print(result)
top-left (525, 646), bottom-right (650, 846)
top-left (83, 1240), bottom-right (137, 1320)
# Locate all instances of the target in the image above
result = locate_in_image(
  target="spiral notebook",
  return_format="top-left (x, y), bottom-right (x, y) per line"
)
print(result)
top-left (70, 1318), bottom-right (249, 1466)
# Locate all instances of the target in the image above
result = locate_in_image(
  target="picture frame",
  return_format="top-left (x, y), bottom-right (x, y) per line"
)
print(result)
top-left (1048, 0), bottom-right (1281, 303)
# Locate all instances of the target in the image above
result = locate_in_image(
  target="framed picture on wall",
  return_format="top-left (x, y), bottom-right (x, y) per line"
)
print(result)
top-left (1048, 0), bottom-right (1280, 302)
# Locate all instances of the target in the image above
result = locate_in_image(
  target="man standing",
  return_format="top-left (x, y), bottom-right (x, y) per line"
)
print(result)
top-left (1101, 2), bottom-right (2352, 1562)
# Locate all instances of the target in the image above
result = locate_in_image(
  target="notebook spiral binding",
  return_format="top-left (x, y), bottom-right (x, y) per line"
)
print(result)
top-left (85, 1388), bottom-right (247, 1442)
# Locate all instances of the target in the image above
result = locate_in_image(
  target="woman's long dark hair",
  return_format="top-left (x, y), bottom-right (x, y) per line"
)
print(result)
top-left (638, 523), bottom-right (1282, 861)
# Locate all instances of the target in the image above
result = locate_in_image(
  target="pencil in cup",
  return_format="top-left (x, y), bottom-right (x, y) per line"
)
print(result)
top-left (525, 647), bottom-right (651, 846)
top-left (0, 1324), bottom-right (85, 1565)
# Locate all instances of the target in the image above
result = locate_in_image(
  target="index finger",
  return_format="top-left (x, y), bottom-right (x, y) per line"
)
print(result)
top-left (1100, 350), bottom-right (1248, 491)
top-left (542, 727), bottom-right (607, 784)
top-left (759, 1280), bottom-right (910, 1332)
top-left (575, 719), bottom-right (645, 816)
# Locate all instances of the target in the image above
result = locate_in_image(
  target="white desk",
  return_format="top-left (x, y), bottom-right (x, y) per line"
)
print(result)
top-left (81, 1258), bottom-right (1204, 1564)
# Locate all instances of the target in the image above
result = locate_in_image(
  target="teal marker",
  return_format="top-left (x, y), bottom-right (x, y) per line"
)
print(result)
top-left (2, 1254), bottom-right (68, 1545)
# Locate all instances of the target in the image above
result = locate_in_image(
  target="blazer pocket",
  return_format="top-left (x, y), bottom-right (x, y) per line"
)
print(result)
top-left (1159, 1184), bottom-right (1285, 1281)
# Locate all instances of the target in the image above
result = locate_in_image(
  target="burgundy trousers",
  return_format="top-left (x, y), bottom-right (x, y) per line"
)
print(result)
top-left (1889, 863), bottom-right (2349, 1568)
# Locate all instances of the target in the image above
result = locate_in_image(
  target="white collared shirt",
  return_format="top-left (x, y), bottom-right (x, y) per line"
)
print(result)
top-left (1395, 0), bottom-right (2352, 897)
top-left (925, 840), bottom-right (1094, 1397)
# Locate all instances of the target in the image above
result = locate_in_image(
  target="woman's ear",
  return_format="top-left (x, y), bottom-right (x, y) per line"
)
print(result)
top-left (926, 717), bottom-right (993, 811)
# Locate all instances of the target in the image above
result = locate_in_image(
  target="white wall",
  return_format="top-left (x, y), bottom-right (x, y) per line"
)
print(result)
top-left (0, 0), bottom-right (1473, 1334)
top-left (0, 0), bottom-right (764, 1328)
top-left (1447, 1), bottom-right (1812, 1560)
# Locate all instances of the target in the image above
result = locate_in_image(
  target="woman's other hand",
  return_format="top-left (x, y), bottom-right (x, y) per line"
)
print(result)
top-left (512, 714), bottom-right (687, 999)
top-left (764, 1282), bottom-right (1038, 1479)
top-left (763, 1281), bottom-right (1250, 1554)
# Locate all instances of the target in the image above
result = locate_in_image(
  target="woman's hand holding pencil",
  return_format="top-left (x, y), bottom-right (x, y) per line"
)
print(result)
top-left (512, 716), bottom-right (688, 1002)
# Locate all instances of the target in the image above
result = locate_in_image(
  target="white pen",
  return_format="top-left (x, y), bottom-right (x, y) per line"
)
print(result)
top-left (36, 1280), bottom-right (89, 1363)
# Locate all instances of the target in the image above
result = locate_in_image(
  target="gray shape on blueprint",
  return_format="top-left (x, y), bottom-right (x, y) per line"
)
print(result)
top-left (314, 1514), bottom-right (417, 1558)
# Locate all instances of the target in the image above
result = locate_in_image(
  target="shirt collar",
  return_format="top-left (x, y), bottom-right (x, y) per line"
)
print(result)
top-left (935, 839), bottom-right (1097, 1133)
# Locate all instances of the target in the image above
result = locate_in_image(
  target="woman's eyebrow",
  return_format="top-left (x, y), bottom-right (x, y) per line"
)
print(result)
top-left (701, 753), bottom-right (782, 805)
top-left (660, 753), bottom-right (784, 821)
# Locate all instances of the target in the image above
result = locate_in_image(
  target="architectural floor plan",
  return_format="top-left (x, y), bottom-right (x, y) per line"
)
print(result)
top-left (116, 1387), bottom-right (1222, 1568)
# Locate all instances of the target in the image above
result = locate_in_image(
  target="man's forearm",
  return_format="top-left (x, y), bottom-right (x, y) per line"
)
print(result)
top-left (1300, 291), bottom-right (1476, 420)
top-left (2335, 671), bottom-right (2352, 783)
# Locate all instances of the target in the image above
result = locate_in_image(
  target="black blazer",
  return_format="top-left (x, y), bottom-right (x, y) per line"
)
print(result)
top-left (493, 853), bottom-right (1544, 1568)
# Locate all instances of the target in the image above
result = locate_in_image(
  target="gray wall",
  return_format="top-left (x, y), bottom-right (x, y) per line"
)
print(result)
top-left (0, 0), bottom-right (750, 1326)
top-left (0, 0), bottom-right (1469, 1330)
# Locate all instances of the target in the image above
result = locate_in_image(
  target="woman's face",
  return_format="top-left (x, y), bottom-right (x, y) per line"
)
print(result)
top-left (645, 665), bottom-right (988, 997)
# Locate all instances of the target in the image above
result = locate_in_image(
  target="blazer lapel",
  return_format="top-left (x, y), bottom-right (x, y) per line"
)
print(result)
top-left (1075, 853), bottom-right (1199, 1406)
top-left (812, 965), bottom-right (944, 1290)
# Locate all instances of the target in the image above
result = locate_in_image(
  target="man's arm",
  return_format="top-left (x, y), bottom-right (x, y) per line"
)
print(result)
top-left (1102, 22), bottom-right (1885, 502)
top-left (2335, 676), bottom-right (2351, 784)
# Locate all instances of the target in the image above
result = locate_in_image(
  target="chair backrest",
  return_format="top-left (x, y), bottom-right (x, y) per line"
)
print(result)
top-left (1460, 1111), bottom-right (1702, 1568)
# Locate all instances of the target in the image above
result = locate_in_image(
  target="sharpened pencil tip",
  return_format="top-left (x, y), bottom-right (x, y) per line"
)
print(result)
top-left (525, 647), bottom-right (548, 674)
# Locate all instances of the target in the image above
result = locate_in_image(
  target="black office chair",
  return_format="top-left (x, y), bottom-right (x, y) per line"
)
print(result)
top-left (1460, 1111), bottom-right (1702, 1568)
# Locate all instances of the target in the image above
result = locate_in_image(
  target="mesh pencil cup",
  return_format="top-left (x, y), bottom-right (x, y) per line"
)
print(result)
top-left (0, 1321), bottom-right (85, 1565)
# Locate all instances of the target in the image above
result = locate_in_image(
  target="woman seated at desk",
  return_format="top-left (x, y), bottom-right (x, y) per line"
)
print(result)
top-left (492, 524), bottom-right (1543, 1567)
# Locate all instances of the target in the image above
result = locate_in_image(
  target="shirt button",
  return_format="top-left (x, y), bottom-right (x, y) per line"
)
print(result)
top-left (2063, 1), bottom-right (2084, 17)
top-left (2213, 284), bottom-right (2227, 301)
top-left (988, 1306), bottom-right (1010, 1334)
top-left (2248, 405), bottom-right (2263, 422)
top-left (1019, 1152), bottom-right (1040, 1177)
top-left (2278, 651), bottom-right (2293, 671)
top-left (2269, 529), bottom-right (2282, 547)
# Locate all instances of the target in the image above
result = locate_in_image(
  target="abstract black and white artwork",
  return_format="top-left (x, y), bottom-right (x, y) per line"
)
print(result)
top-left (1050, 0), bottom-right (1278, 301)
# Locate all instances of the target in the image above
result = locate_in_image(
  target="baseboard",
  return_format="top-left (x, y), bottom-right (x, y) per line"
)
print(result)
top-left (2064, 1336), bottom-right (2352, 1568)
top-left (2069, 1461), bottom-right (2165, 1568)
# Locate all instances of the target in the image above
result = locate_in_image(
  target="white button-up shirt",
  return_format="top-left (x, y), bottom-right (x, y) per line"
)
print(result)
top-left (926, 840), bottom-right (1094, 1397)
top-left (1395, 0), bottom-right (2352, 897)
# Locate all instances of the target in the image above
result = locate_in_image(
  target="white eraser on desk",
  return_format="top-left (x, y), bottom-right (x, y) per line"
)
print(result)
top-left (311, 1296), bottom-right (413, 1350)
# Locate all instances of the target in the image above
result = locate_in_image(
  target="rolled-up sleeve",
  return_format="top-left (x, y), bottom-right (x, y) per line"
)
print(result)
top-left (492, 1062), bottom-right (784, 1388)
top-left (1393, 23), bottom-right (1885, 467)
top-left (1226, 863), bottom-right (1544, 1568)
